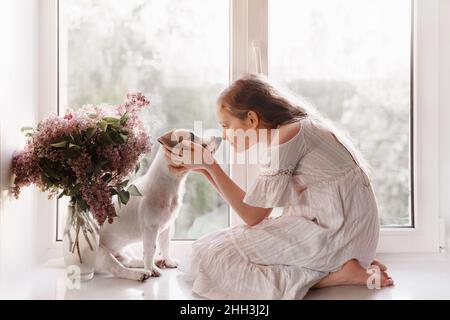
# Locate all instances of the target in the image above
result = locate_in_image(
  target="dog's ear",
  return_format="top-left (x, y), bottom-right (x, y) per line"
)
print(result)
top-left (157, 130), bottom-right (178, 148)
top-left (157, 130), bottom-right (193, 149)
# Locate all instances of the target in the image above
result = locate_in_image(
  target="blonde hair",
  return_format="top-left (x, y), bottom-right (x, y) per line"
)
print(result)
top-left (217, 73), bottom-right (372, 176)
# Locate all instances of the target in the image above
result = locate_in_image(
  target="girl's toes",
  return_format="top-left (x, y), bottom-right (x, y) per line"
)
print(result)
top-left (381, 270), bottom-right (394, 287)
top-left (383, 277), bottom-right (394, 287)
top-left (371, 259), bottom-right (387, 271)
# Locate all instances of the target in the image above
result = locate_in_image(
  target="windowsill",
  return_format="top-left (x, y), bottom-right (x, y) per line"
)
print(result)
top-left (1, 253), bottom-right (449, 300)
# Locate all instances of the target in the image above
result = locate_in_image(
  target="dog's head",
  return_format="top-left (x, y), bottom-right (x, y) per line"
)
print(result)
top-left (157, 129), bottom-right (222, 155)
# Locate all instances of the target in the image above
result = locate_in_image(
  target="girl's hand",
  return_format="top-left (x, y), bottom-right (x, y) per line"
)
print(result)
top-left (163, 140), bottom-right (216, 172)
top-left (167, 166), bottom-right (206, 175)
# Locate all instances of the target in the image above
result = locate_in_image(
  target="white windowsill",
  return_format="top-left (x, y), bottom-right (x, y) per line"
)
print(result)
top-left (1, 252), bottom-right (448, 300)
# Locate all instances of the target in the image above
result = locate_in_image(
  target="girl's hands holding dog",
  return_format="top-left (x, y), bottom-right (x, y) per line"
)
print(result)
top-left (163, 140), bottom-right (216, 172)
top-left (168, 166), bottom-right (207, 175)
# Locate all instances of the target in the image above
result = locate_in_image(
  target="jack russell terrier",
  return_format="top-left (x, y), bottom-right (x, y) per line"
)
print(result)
top-left (95, 129), bottom-right (222, 281)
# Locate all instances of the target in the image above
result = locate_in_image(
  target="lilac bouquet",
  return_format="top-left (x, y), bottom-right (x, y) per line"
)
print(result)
top-left (12, 93), bottom-right (152, 226)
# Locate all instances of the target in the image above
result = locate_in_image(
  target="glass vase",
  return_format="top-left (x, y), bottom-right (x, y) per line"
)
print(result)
top-left (62, 203), bottom-right (100, 281)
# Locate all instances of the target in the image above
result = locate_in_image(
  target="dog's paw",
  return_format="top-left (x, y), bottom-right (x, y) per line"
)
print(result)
top-left (139, 272), bottom-right (151, 282)
top-left (148, 264), bottom-right (162, 277)
top-left (129, 270), bottom-right (151, 282)
top-left (156, 258), bottom-right (179, 269)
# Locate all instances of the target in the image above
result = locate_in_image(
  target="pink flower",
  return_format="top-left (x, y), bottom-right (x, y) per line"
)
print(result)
top-left (12, 93), bottom-right (152, 226)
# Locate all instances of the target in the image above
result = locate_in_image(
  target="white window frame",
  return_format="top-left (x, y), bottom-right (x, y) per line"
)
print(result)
top-left (377, 0), bottom-right (442, 253)
top-left (38, 0), bottom-right (443, 262)
top-left (38, 0), bottom-right (60, 260)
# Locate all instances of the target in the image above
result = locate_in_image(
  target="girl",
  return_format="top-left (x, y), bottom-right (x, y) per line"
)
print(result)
top-left (165, 73), bottom-right (394, 299)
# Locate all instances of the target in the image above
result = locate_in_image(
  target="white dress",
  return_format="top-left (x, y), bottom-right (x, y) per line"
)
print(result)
top-left (178, 117), bottom-right (380, 300)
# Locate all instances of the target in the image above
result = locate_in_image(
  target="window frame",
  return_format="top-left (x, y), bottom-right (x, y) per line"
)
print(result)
top-left (376, 0), bottom-right (442, 253)
top-left (39, 0), bottom-right (443, 262)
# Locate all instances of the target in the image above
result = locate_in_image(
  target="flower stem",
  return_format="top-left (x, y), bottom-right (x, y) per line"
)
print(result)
top-left (72, 222), bottom-right (82, 264)
top-left (82, 227), bottom-right (94, 251)
top-left (76, 235), bottom-right (82, 265)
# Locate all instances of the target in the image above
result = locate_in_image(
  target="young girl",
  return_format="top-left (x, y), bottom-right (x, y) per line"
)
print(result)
top-left (165, 73), bottom-right (394, 299)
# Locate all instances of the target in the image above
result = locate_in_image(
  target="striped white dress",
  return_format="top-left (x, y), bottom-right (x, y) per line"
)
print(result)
top-left (179, 117), bottom-right (380, 300)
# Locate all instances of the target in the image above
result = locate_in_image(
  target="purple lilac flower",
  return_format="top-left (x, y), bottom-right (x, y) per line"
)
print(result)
top-left (12, 93), bottom-right (152, 226)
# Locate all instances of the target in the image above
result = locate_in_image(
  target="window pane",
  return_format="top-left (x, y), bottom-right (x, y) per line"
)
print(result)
top-left (58, 0), bottom-right (230, 239)
top-left (269, 0), bottom-right (412, 227)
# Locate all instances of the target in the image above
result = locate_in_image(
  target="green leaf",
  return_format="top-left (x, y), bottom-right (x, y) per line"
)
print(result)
top-left (127, 184), bottom-right (142, 197)
top-left (21, 126), bottom-right (34, 133)
top-left (119, 180), bottom-right (129, 188)
top-left (41, 173), bottom-right (51, 186)
top-left (93, 160), bottom-right (109, 174)
top-left (85, 127), bottom-right (96, 139)
top-left (118, 190), bottom-right (130, 205)
top-left (57, 190), bottom-right (66, 199)
top-left (108, 130), bottom-right (123, 145)
top-left (69, 143), bottom-right (81, 151)
top-left (71, 184), bottom-right (81, 195)
top-left (103, 116), bottom-right (120, 123)
top-left (44, 170), bottom-right (59, 180)
top-left (98, 160), bottom-right (109, 168)
top-left (103, 117), bottom-right (120, 129)
top-left (65, 149), bottom-right (80, 158)
top-left (120, 112), bottom-right (129, 125)
top-left (50, 141), bottom-right (68, 148)
top-left (119, 134), bottom-right (128, 143)
top-left (99, 120), bottom-right (108, 132)
top-left (78, 198), bottom-right (89, 212)
top-left (135, 162), bottom-right (140, 174)
top-left (40, 159), bottom-right (59, 178)
top-left (100, 132), bottom-right (115, 145)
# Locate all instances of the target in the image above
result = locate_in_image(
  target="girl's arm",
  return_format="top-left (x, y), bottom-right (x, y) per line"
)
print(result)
top-left (165, 142), bottom-right (272, 226)
top-left (206, 162), bottom-right (273, 227)
top-left (193, 169), bottom-right (223, 197)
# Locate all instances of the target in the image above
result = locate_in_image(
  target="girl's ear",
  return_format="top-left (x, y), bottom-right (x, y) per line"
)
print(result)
top-left (247, 111), bottom-right (260, 129)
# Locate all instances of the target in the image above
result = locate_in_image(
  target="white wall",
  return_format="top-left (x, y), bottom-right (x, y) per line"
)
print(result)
top-left (439, 0), bottom-right (450, 253)
top-left (0, 0), bottom-right (41, 283)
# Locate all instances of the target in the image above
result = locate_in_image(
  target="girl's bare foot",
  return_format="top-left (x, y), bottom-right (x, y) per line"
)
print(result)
top-left (312, 259), bottom-right (394, 289)
top-left (371, 259), bottom-right (387, 271)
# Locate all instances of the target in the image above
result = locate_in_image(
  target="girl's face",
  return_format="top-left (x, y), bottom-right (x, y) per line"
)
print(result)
top-left (216, 105), bottom-right (266, 152)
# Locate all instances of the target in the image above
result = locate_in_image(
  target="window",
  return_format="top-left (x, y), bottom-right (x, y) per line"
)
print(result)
top-left (269, 0), bottom-right (413, 227)
top-left (57, 0), bottom-right (230, 240)
top-left (43, 0), bottom-right (440, 256)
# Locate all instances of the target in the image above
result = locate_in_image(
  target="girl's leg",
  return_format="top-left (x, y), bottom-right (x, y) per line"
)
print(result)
top-left (312, 259), bottom-right (394, 289)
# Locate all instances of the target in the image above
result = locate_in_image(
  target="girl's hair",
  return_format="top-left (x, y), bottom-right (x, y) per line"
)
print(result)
top-left (216, 73), bottom-right (372, 176)
top-left (217, 73), bottom-right (307, 128)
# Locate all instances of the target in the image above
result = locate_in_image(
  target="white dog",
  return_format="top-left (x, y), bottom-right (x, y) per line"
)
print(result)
top-left (95, 129), bottom-right (222, 281)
